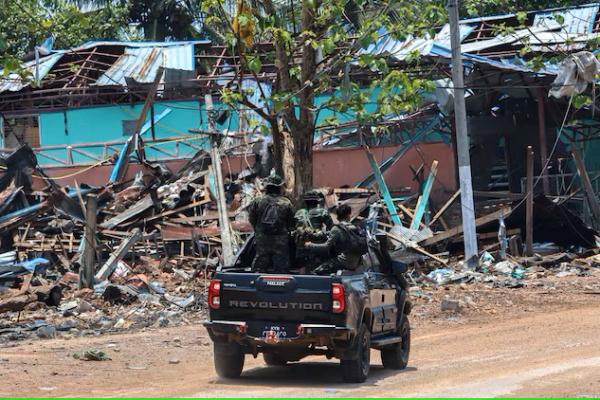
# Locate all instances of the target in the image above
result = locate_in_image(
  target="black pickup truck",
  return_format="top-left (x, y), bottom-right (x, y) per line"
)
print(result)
top-left (203, 235), bottom-right (411, 383)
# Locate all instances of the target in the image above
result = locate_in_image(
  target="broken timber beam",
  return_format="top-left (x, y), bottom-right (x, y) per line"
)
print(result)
top-left (430, 189), bottom-right (460, 226)
top-left (410, 160), bottom-right (438, 230)
top-left (572, 145), bottom-right (600, 227)
top-left (420, 206), bottom-right (513, 247)
top-left (95, 228), bottom-right (142, 281)
top-left (100, 195), bottom-right (153, 229)
top-left (364, 146), bottom-right (402, 225)
top-left (384, 231), bottom-right (447, 264)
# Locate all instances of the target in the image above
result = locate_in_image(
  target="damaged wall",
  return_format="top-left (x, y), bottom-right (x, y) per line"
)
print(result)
top-left (312, 141), bottom-right (456, 202)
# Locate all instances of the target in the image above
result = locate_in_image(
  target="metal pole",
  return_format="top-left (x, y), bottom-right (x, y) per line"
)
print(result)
top-left (205, 94), bottom-right (235, 266)
top-left (447, 0), bottom-right (479, 266)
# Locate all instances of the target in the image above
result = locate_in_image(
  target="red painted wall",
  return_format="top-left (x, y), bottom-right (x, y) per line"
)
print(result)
top-left (36, 142), bottom-right (457, 201)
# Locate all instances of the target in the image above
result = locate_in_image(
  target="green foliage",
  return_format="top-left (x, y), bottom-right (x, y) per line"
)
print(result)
top-left (573, 94), bottom-right (593, 109)
top-left (0, 0), bottom-right (128, 74)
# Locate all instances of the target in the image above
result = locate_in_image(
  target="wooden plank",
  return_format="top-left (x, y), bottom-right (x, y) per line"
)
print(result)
top-left (525, 146), bottom-right (534, 256)
top-left (384, 231), bottom-right (447, 264)
top-left (410, 160), bottom-right (438, 230)
top-left (474, 190), bottom-right (524, 200)
top-left (572, 145), bottom-right (600, 226)
top-left (95, 228), bottom-right (142, 281)
top-left (420, 206), bottom-right (513, 247)
top-left (430, 189), bottom-right (460, 226)
top-left (146, 199), bottom-right (210, 222)
top-left (364, 146), bottom-right (402, 225)
top-left (396, 203), bottom-right (426, 230)
top-left (100, 195), bottom-right (153, 229)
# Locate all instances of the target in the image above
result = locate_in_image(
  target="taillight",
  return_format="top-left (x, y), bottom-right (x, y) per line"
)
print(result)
top-left (235, 323), bottom-right (247, 334)
top-left (208, 279), bottom-right (221, 309)
top-left (331, 283), bottom-right (345, 313)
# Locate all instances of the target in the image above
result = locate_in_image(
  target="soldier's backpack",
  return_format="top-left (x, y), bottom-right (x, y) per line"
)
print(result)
top-left (260, 197), bottom-right (283, 234)
top-left (338, 223), bottom-right (368, 255)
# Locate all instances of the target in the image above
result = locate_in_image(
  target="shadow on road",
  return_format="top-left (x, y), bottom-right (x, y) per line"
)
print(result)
top-left (214, 361), bottom-right (417, 388)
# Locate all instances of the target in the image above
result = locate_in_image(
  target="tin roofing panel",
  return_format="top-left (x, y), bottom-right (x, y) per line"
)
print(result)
top-left (95, 43), bottom-right (195, 86)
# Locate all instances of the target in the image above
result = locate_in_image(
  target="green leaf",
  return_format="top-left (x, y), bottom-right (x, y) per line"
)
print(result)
top-left (247, 56), bottom-right (262, 74)
top-left (554, 13), bottom-right (565, 25)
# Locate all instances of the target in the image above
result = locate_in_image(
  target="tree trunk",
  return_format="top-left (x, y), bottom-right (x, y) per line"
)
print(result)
top-left (270, 120), bottom-right (285, 178)
top-left (291, 125), bottom-right (314, 198)
top-left (281, 129), bottom-right (296, 196)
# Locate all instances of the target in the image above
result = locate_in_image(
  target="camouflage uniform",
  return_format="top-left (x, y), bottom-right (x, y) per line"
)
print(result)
top-left (248, 188), bottom-right (295, 273)
top-left (305, 221), bottom-right (363, 274)
top-left (293, 191), bottom-right (333, 271)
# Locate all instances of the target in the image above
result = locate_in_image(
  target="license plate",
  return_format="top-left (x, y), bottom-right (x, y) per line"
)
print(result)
top-left (262, 325), bottom-right (288, 343)
top-left (264, 330), bottom-right (279, 344)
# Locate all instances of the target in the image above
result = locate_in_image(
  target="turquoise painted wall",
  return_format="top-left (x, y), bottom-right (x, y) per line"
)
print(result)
top-left (38, 99), bottom-right (238, 164)
top-left (37, 88), bottom-right (443, 165)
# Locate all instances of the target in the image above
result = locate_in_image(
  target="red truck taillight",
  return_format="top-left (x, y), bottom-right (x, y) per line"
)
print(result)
top-left (331, 283), bottom-right (345, 313)
top-left (208, 279), bottom-right (221, 309)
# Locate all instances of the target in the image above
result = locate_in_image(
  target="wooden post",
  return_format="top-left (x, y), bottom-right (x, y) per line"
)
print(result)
top-left (572, 145), bottom-right (600, 227)
top-left (80, 194), bottom-right (97, 289)
top-left (525, 146), bottom-right (534, 256)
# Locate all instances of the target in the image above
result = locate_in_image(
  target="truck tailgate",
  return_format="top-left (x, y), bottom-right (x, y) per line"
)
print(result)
top-left (212, 272), bottom-right (334, 327)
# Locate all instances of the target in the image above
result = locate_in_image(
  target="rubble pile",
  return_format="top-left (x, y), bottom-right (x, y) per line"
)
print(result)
top-left (0, 145), bottom-right (259, 343)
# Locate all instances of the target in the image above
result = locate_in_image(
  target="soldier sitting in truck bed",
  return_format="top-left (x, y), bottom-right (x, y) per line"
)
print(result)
top-left (294, 190), bottom-right (334, 272)
top-left (303, 204), bottom-right (368, 274)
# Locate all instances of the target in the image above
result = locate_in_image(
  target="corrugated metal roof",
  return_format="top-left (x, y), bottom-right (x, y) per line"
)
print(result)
top-left (460, 22), bottom-right (561, 53)
top-left (95, 43), bottom-right (195, 86)
top-left (534, 3), bottom-right (600, 34)
top-left (0, 53), bottom-right (62, 94)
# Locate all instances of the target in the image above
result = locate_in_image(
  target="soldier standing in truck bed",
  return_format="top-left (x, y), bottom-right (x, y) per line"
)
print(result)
top-left (248, 174), bottom-right (295, 272)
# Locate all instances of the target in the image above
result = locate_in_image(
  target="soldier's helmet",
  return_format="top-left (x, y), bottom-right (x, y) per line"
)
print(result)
top-left (264, 173), bottom-right (284, 187)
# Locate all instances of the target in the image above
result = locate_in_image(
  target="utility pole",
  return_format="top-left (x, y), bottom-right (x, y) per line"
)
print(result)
top-left (447, 0), bottom-right (479, 266)
top-left (205, 94), bottom-right (236, 266)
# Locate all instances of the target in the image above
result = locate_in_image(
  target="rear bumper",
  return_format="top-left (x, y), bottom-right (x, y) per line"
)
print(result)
top-left (203, 320), bottom-right (352, 345)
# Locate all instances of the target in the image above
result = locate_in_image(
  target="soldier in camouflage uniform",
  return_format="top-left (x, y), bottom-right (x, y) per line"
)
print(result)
top-left (304, 204), bottom-right (364, 274)
top-left (248, 174), bottom-right (295, 272)
top-left (294, 191), bottom-right (333, 271)
top-left (294, 190), bottom-right (334, 232)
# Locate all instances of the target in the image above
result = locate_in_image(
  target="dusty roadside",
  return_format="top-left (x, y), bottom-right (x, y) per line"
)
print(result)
top-left (2, 281), bottom-right (600, 398)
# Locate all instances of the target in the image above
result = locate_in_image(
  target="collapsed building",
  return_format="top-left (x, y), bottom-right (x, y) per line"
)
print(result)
top-left (2, 3), bottom-right (600, 339)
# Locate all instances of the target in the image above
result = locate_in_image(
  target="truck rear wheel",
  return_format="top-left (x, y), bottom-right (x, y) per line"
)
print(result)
top-left (341, 323), bottom-right (371, 383)
top-left (381, 315), bottom-right (410, 370)
top-left (263, 353), bottom-right (287, 366)
top-left (214, 342), bottom-right (245, 378)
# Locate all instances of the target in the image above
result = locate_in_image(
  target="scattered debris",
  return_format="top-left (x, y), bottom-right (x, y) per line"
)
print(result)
top-left (73, 349), bottom-right (111, 361)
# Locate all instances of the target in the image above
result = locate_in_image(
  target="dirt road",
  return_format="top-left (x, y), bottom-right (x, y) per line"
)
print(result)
top-left (2, 295), bottom-right (600, 397)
